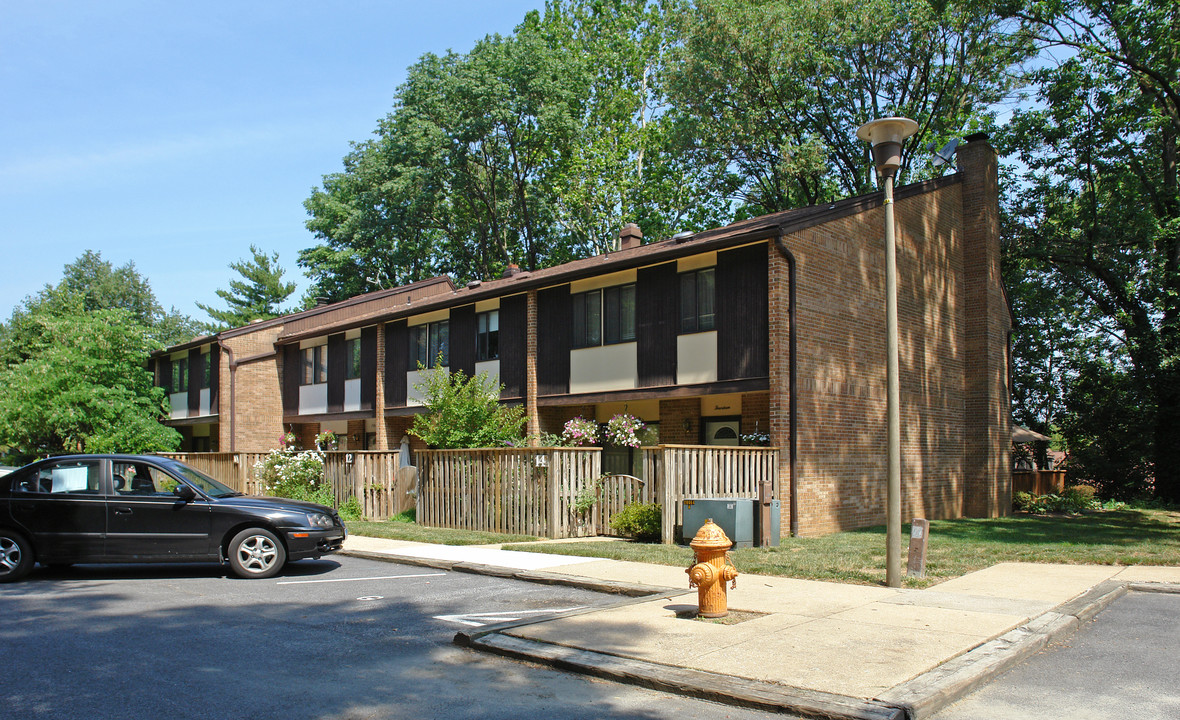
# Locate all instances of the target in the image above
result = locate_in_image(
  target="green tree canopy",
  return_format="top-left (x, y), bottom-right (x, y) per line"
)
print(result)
top-left (0, 308), bottom-right (180, 464)
top-left (197, 245), bottom-right (298, 329)
top-left (1001, 0), bottom-right (1180, 500)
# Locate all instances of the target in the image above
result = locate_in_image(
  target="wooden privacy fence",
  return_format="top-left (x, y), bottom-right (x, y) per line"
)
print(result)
top-left (162, 445), bottom-right (780, 541)
top-left (160, 451), bottom-right (415, 519)
top-left (415, 448), bottom-right (604, 538)
top-left (643, 445), bottom-right (780, 544)
top-left (1012, 470), bottom-right (1066, 496)
top-left (157, 453), bottom-right (268, 493)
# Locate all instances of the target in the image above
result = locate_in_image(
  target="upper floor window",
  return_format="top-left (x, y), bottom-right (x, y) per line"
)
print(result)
top-left (679, 267), bottom-right (715, 333)
top-left (410, 321), bottom-right (449, 368)
top-left (169, 358), bottom-right (188, 394)
top-left (301, 345), bottom-right (327, 385)
top-left (199, 352), bottom-right (212, 389)
top-left (573, 284), bottom-right (636, 348)
top-left (476, 310), bottom-right (499, 362)
top-left (345, 338), bottom-right (362, 380)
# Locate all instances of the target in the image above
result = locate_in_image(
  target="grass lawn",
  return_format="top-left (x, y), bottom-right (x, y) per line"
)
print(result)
top-left (501, 508), bottom-right (1180, 588)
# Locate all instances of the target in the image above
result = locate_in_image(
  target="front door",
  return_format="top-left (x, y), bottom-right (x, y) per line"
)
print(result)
top-left (104, 460), bottom-right (213, 560)
top-left (703, 419), bottom-right (740, 446)
top-left (9, 458), bottom-right (107, 561)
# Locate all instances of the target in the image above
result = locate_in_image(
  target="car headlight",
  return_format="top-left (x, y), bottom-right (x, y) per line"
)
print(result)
top-left (306, 512), bottom-right (334, 529)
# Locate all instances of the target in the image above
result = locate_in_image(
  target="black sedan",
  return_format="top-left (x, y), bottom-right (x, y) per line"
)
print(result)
top-left (0, 454), bottom-right (346, 582)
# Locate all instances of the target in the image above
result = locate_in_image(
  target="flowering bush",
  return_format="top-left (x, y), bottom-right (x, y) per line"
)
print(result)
top-left (561, 417), bottom-right (599, 446)
top-left (740, 431), bottom-right (770, 446)
top-left (254, 447), bottom-right (332, 506)
top-left (604, 413), bottom-right (645, 448)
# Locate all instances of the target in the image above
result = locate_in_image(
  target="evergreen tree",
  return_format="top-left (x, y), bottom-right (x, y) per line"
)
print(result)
top-left (198, 245), bottom-right (297, 329)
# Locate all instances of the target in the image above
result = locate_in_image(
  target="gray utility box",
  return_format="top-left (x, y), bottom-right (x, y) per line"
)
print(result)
top-left (681, 498), bottom-right (780, 548)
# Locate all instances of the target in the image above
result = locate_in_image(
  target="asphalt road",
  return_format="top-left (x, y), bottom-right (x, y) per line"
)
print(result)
top-left (0, 556), bottom-right (775, 720)
top-left (932, 590), bottom-right (1180, 719)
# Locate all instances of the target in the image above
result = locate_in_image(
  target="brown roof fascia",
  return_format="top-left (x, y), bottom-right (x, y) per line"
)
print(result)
top-left (274, 174), bottom-right (962, 345)
top-left (150, 334), bottom-right (219, 358)
top-left (217, 275), bottom-right (455, 341)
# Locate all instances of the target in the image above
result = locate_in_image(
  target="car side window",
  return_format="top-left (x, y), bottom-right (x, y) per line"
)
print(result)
top-left (114, 463), bottom-right (179, 496)
top-left (15, 461), bottom-right (102, 495)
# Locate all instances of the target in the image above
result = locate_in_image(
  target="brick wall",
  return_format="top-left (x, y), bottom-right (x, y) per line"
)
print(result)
top-left (776, 186), bottom-right (966, 535)
top-left (219, 326), bottom-right (285, 452)
top-left (538, 404), bottom-right (596, 439)
top-left (658, 398), bottom-right (700, 444)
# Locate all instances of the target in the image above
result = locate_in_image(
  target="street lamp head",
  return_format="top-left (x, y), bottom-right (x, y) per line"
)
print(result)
top-left (857, 117), bottom-right (918, 177)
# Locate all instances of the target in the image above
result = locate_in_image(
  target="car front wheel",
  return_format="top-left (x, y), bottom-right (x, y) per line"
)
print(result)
top-left (0, 530), bottom-right (34, 583)
top-left (228, 528), bottom-right (286, 579)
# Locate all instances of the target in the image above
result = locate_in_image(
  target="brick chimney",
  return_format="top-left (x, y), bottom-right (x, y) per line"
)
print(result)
top-left (618, 223), bottom-right (642, 251)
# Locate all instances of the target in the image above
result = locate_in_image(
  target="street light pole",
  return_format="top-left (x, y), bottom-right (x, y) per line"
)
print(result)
top-left (856, 117), bottom-right (918, 589)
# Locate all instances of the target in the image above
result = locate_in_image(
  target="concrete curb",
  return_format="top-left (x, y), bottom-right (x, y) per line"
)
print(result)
top-left (466, 633), bottom-right (905, 720)
top-left (344, 548), bottom-right (1180, 720)
top-left (877, 580), bottom-right (1131, 719)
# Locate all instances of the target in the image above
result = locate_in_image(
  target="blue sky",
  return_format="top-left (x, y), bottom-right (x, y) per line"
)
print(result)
top-left (0, 0), bottom-right (544, 323)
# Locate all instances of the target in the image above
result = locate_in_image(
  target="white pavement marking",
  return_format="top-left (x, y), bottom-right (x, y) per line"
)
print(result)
top-left (276, 573), bottom-right (446, 585)
top-left (434, 607), bottom-right (587, 627)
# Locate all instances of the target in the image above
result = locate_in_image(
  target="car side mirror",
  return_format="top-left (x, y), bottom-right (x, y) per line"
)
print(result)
top-left (174, 484), bottom-right (197, 502)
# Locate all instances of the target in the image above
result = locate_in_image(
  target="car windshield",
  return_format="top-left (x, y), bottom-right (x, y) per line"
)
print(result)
top-left (158, 460), bottom-right (240, 498)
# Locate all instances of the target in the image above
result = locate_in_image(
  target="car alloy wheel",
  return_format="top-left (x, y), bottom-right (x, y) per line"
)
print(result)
top-left (228, 528), bottom-right (286, 579)
top-left (0, 532), bottom-right (34, 583)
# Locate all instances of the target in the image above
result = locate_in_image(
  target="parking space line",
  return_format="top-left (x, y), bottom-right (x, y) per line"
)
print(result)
top-left (277, 572), bottom-right (446, 585)
top-left (435, 607), bottom-right (587, 626)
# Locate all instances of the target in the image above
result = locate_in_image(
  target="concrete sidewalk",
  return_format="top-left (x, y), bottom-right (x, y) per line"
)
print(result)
top-left (341, 536), bottom-right (1180, 719)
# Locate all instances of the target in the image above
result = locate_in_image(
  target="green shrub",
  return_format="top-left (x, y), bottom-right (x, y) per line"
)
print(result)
top-left (609, 502), bottom-right (661, 541)
top-left (1062, 485), bottom-right (1098, 510)
top-left (337, 495), bottom-right (363, 522)
top-left (1013, 491), bottom-right (1037, 512)
top-left (254, 448), bottom-right (331, 505)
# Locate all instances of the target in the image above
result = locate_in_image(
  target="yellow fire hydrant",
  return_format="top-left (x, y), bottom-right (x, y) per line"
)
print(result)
top-left (686, 518), bottom-right (739, 618)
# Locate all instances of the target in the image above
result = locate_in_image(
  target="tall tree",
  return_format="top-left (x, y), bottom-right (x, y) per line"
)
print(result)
top-left (666, 0), bottom-right (1030, 215)
top-left (0, 306), bottom-right (180, 464)
top-left (1002, 0), bottom-right (1180, 500)
top-left (1, 251), bottom-right (205, 365)
top-left (198, 245), bottom-right (297, 329)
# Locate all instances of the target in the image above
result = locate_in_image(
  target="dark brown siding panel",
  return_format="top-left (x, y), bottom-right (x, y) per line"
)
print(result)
top-left (498, 294), bottom-right (527, 398)
top-left (282, 344), bottom-right (300, 414)
top-left (158, 357), bottom-right (171, 393)
top-left (327, 334), bottom-right (346, 413)
top-left (449, 304), bottom-right (476, 379)
top-left (187, 348), bottom-right (201, 417)
top-left (717, 243), bottom-right (769, 380)
top-left (637, 262), bottom-right (677, 387)
top-left (361, 326), bottom-right (377, 411)
top-left (385, 321), bottom-right (408, 407)
top-left (537, 285), bottom-right (571, 396)
top-left (209, 347), bottom-right (220, 414)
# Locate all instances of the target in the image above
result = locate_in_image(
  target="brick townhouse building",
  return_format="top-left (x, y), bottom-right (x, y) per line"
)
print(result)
top-left (151, 134), bottom-right (1011, 535)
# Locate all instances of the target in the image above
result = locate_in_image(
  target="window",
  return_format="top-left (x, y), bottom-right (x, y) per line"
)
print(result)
top-left (345, 338), bottom-right (362, 380)
top-left (573, 284), bottom-right (635, 348)
top-left (476, 310), bottom-right (499, 362)
top-left (679, 267), bottom-right (715, 333)
top-left (112, 462), bottom-right (178, 496)
top-left (14, 460), bottom-right (102, 495)
top-left (301, 345), bottom-right (327, 385)
top-left (199, 352), bottom-right (211, 389)
top-left (410, 321), bottom-right (449, 368)
top-left (169, 358), bottom-right (188, 394)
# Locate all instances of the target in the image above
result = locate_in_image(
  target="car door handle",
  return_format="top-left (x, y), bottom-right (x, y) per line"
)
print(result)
top-left (114, 507), bottom-right (133, 515)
